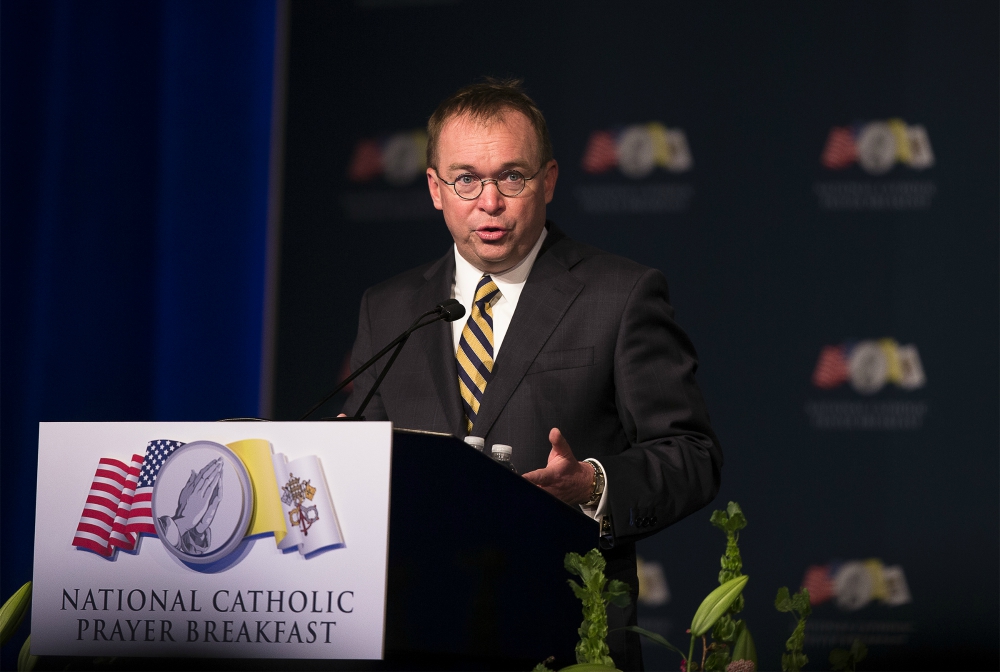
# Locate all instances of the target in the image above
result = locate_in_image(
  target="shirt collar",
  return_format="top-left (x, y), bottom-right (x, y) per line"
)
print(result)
top-left (453, 226), bottom-right (548, 299)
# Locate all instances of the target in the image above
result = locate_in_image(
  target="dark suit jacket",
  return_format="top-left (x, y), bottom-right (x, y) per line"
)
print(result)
top-left (342, 223), bottom-right (721, 668)
top-left (344, 222), bottom-right (721, 534)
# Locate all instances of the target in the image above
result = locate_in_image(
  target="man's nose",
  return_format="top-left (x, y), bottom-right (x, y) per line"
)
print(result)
top-left (477, 180), bottom-right (505, 214)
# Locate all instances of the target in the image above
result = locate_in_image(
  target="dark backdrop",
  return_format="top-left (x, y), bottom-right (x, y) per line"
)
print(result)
top-left (272, 2), bottom-right (998, 670)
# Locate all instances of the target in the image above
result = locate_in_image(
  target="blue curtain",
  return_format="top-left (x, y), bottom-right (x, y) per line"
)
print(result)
top-left (0, 0), bottom-right (278, 653)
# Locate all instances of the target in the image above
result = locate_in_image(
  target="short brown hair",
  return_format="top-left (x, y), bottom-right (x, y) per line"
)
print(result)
top-left (426, 77), bottom-right (553, 170)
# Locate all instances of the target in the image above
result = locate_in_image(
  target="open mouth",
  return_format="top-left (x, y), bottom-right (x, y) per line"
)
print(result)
top-left (475, 226), bottom-right (508, 242)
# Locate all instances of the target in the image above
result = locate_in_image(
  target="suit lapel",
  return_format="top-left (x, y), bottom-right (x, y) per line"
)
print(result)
top-left (472, 226), bottom-right (584, 437)
top-left (415, 251), bottom-right (467, 437)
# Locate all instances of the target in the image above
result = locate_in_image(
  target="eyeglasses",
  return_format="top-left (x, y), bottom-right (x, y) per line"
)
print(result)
top-left (433, 166), bottom-right (543, 200)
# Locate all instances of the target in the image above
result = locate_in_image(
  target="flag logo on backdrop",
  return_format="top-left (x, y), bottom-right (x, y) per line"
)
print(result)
top-left (802, 559), bottom-right (911, 611)
top-left (348, 130), bottom-right (427, 185)
top-left (341, 129), bottom-right (436, 222)
top-left (72, 438), bottom-right (344, 565)
top-left (814, 119), bottom-right (936, 210)
top-left (576, 122), bottom-right (694, 214)
top-left (582, 123), bottom-right (692, 178)
top-left (805, 339), bottom-right (928, 430)
top-left (800, 560), bottom-right (915, 648)
top-left (821, 120), bottom-right (934, 175)
top-left (812, 339), bottom-right (925, 395)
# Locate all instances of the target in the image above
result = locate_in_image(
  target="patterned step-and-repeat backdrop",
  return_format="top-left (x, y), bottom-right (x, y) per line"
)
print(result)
top-left (271, 2), bottom-right (998, 670)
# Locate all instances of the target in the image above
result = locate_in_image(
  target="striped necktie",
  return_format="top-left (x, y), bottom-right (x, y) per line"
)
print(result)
top-left (457, 275), bottom-right (501, 433)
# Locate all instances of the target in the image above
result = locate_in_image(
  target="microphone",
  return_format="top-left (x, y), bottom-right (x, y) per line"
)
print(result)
top-left (299, 299), bottom-right (466, 420)
top-left (436, 298), bottom-right (466, 322)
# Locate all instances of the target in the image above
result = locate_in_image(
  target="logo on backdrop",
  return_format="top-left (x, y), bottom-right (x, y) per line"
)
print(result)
top-left (814, 119), bottom-right (936, 210)
top-left (804, 339), bottom-right (928, 430)
top-left (72, 438), bottom-right (344, 565)
top-left (802, 559), bottom-right (914, 648)
top-left (635, 555), bottom-right (670, 607)
top-left (576, 122), bottom-right (694, 214)
top-left (341, 129), bottom-right (437, 222)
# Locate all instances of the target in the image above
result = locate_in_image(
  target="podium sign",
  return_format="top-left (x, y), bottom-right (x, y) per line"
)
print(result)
top-left (31, 422), bottom-right (393, 660)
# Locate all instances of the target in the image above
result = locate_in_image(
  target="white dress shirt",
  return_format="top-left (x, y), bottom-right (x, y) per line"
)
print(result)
top-left (449, 227), bottom-right (609, 521)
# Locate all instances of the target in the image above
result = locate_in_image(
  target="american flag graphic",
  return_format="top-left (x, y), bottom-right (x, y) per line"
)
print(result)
top-left (581, 130), bottom-right (618, 174)
top-left (72, 439), bottom-right (184, 557)
top-left (802, 564), bottom-right (836, 605)
top-left (820, 126), bottom-right (857, 169)
top-left (71, 458), bottom-right (132, 557)
top-left (812, 344), bottom-right (851, 389)
top-left (348, 139), bottom-right (383, 183)
top-left (108, 453), bottom-right (143, 551)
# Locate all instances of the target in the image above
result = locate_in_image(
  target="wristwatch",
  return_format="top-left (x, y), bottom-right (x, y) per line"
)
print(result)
top-left (583, 459), bottom-right (606, 507)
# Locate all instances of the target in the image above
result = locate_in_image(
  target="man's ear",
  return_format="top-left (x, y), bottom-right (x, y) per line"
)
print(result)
top-left (543, 159), bottom-right (559, 204)
top-left (427, 168), bottom-right (444, 211)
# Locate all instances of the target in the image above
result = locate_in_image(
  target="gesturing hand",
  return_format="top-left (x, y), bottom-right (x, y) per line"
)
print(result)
top-left (521, 428), bottom-right (595, 506)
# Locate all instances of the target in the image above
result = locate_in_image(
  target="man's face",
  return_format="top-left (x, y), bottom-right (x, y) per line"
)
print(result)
top-left (427, 110), bottom-right (558, 273)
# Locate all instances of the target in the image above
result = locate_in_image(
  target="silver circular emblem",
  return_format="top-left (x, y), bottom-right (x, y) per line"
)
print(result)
top-left (849, 340), bottom-right (888, 395)
top-left (617, 125), bottom-right (656, 179)
top-left (856, 122), bottom-right (897, 175)
top-left (382, 133), bottom-right (423, 186)
top-left (833, 561), bottom-right (873, 611)
top-left (152, 441), bottom-right (253, 565)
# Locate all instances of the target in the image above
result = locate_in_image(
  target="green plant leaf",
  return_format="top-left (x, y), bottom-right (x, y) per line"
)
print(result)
top-left (17, 634), bottom-right (37, 672)
top-left (712, 615), bottom-right (736, 641)
top-left (604, 580), bottom-right (631, 608)
top-left (1, 582), bottom-right (32, 647)
top-left (617, 626), bottom-right (687, 660)
top-left (558, 663), bottom-right (619, 672)
top-left (691, 575), bottom-right (749, 637)
top-left (774, 586), bottom-right (792, 612)
top-left (705, 650), bottom-right (730, 671)
top-left (791, 588), bottom-right (812, 616)
top-left (565, 553), bottom-right (585, 577)
top-left (710, 509), bottom-right (729, 530)
top-left (850, 638), bottom-right (868, 662)
top-left (781, 650), bottom-right (809, 672)
top-left (732, 624), bottom-right (758, 667)
top-left (568, 579), bottom-right (589, 601)
top-left (725, 502), bottom-right (746, 531)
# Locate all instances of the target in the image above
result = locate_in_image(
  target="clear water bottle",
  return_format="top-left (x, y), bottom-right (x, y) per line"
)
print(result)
top-left (491, 444), bottom-right (517, 473)
top-left (464, 436), bottom-right (484, 452)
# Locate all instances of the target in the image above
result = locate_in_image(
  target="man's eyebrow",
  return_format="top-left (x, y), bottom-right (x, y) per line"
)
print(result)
top-left (446, 159), bottom-right (533, 173)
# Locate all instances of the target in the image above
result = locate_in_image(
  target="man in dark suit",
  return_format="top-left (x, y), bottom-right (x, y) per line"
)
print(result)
top-left (342, 79), bottom-right (721, 670)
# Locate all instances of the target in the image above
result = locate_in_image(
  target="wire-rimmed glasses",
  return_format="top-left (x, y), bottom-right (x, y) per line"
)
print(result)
top-left (433, 166), bottom-right (543, 200)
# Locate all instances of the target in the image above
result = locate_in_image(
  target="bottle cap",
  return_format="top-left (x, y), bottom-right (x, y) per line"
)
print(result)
top-left (491, 444), bottom-right (512, 456)
top-left (464, 436), bottom-right (485, 450)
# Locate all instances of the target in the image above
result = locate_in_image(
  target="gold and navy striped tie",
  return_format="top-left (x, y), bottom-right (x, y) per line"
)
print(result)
top-left (457, 275), bottom-right (501, 433)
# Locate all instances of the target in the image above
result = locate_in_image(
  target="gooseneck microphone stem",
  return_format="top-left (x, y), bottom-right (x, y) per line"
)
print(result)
top-left (298, 300), bottom-right (466, 421)
top-left (353, 311), bottom-right (442, 420)
top-left (354, 338), bottom-right (408, 420)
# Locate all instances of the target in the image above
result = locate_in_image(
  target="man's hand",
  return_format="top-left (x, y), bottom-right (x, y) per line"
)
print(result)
top-left (522, 428), bottom-right (595, 506)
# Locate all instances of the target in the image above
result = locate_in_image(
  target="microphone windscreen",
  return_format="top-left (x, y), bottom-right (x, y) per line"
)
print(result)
top-left (437, 299), bottom-right (466, 322)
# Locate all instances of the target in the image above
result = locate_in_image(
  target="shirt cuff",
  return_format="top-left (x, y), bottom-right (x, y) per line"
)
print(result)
top-left (579, 458), bottom-right (609, 520)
